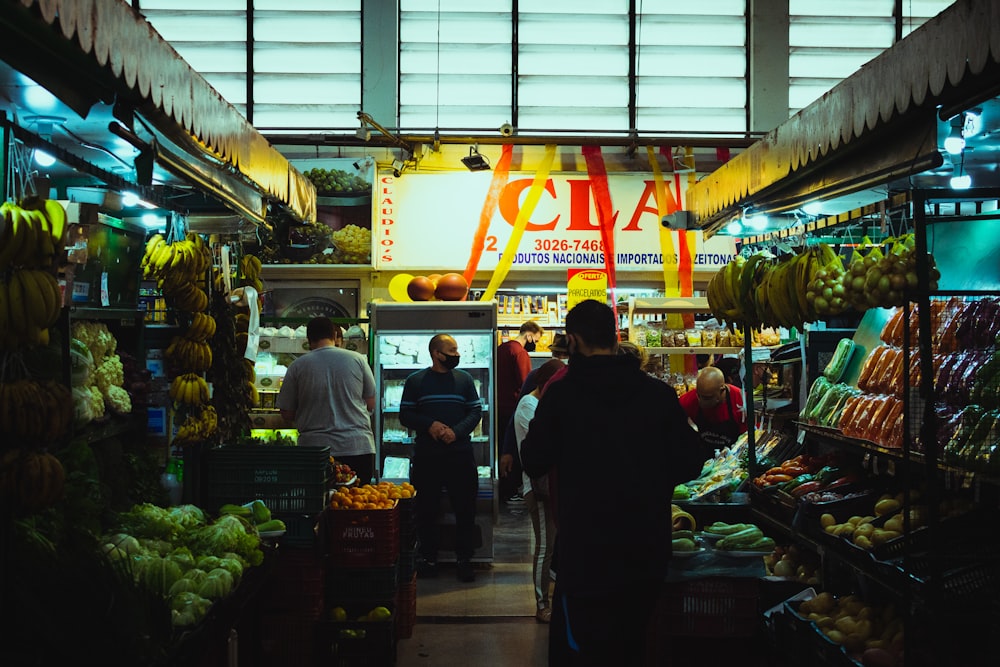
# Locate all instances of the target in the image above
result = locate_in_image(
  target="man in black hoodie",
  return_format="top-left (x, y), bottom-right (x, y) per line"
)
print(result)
top-left (520, 299), bottom-right (709, 666)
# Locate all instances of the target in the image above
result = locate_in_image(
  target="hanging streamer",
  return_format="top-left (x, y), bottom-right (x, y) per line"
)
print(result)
top-left (463, 144), bottom-right (514, 285)
top-left (648, 146), bottom-right (680, 297)
top-left (479, 144), bottom-right (557, 302)
top-left (581, 146), bottom-right (618, 308)
top-left (681, 146), bottom-right (697, 297)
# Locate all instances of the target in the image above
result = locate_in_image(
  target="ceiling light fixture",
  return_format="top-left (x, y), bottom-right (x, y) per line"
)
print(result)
top-left (744, 213), bottom-right (770, 231)
top-left (121, 191), bottom-right (141, 207)
top-left (949, 151), bottom-right (972, 190)
top-left (461, 146), bottom-right (491, 171)
top-left (726, 220), bottom-right (743, 236)
top-left (943, 116), bottom-right (966, 155)
top-left (33, 150), bottom-right (56, 167)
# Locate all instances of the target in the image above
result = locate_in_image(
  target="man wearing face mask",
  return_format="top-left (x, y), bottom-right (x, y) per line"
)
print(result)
top-left (399, 333), bottom-right (484, 582)
top-left (496, 320), bottom-right (544, 501)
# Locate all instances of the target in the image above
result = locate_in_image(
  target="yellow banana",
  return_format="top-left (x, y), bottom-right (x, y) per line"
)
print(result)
top-left (18, 269), bottom-right (48, 330)
top-left (39, 270), bottom-right (63, 325)
top-left (2, 207), bottom-right (29, 269)
top-left (25, 209), bottom-right (54, 267)
top-left (6, 270), bottom-right (27, 339)
top-left (42, 199), bottom-right (67, 247)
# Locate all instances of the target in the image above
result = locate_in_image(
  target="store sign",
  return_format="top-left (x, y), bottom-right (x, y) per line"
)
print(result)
top-left (376, 171), bottom-right (735, 272)
top-left (566, 269), bottom-right (608, 311)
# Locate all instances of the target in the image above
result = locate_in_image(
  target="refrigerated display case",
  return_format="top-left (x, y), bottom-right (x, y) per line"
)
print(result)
top-left (369, 301), bottom-right (497, 563)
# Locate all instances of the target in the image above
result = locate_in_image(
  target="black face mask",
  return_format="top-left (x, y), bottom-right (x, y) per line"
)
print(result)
top-left (524, 341), bottom-right (536, 353)
top-left (440, 353), bottom-right (460, 370)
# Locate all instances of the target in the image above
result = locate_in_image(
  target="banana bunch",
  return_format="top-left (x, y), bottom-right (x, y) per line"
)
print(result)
top-left (141, 232), bottom-right (212, 282)
top-left (238, 254), bottom-right (263, 293)
top-left (165, 281), bottom-right (209, 313)
top-left (0, 448), bottom-right (66, 514)
top-left (184, 312), bottom-right (217, 342)
top-left (707, 254), bottom-right (767, 330)
top-left (247, 380), bottom-right (259, 407)
top-left (754, 244), bottom-right (841, 329)
top-left (169, 372), bottom-right (210, 405)
top-left (166, 336), bottom-right (213, 373)
top-left (0, 378), bottom-right (74, 442)
top-left (0, 268), bottom-right (64, 347)
top-left (173, 404), bottom-right (218, 446)
top-left (0, 198), bottom-right (67, 270)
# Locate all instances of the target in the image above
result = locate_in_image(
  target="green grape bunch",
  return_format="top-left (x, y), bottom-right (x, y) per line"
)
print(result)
top-left (305, 167), bottom-right (372, 195)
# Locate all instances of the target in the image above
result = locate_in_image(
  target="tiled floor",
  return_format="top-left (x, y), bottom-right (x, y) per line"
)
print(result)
top-left (396, 500), bottom-right (550, 666)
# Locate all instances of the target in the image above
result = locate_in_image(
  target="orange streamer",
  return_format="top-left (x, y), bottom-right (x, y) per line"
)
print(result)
top-left (463, 144), bottom-right (513, 285)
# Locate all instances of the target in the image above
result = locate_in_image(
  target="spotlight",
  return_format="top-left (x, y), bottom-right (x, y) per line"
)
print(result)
top-left (745, 214), bottom-right (770, 231)
top-left (802, 202), bottom-right (824, 216)
top-left (726, 220), bottom-right (742, 236)
top-left (944, 117), bottom-right (965, 155)
top-left (356, 126), bottom-right (371, 142)
top-left (391, 159), bottom-right (405, 177)
top-left (461, 146), bottom-right (491, 171)
top-left (121, 191), bottom-right (140, 207)
top-left (950, 173), bottom-right (972, 189)
top-left (352, 161), bottom-right (361, 171)
top-left (33, 149), bottom-right (56, 167)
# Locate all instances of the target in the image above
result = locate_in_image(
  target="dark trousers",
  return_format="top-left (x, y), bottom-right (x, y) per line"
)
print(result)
top-left (411, 448), bottom-right (478, 562)
top-left (336, 453), bottom-right (376, 486)
top-left (497, 412), bottom-right (522, 500)
top-left (549, 582), bottom-right (661, 666)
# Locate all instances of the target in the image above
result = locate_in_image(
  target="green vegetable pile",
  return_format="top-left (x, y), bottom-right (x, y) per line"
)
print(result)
top-left (105, 503), bottom-right (265, 629)
top-left (304, 167), bottom-right (371, 195)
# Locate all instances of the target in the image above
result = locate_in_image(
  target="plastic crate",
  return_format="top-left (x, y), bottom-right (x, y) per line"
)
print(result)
top-left (204, 445), bottom-right (330, 514)
top-left (260, 546), bottom-right (325, 615)
top-left (396, 573), bottom-right (417, 640)
top-left (322, 504), bottom-right (400, 568)
top-left (315, 603), bottom-right (396, 667)
top-left (661, 577), bottom-right (760, 637)
top-left (274, 512), bottom-right (320, 548)
top-left (750, 486), bottom-right (797, 526)
top-left (398, 546), bottom-right (417, 583)
top-left (258, 612), bottom-right (318, 667)
top-left (398, 496), bottom-right (417, 546)
top-left (326, 564), bottom-right (399, 603)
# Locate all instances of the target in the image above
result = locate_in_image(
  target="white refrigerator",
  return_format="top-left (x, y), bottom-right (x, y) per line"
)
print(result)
top-left (369, 301), bottom-right (497, 563)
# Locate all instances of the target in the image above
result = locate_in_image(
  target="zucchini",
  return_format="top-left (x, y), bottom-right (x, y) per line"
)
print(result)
top-left (717, 526), bottom-right (764, 549)
top-left (672, 530), bottom-right (695, 540)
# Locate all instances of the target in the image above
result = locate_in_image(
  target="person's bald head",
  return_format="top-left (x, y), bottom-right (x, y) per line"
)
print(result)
top-left (695, 366), bottom-right (727, 409)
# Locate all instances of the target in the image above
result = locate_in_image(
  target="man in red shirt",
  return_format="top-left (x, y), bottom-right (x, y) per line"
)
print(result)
top-left (678, 366), bottom-right (747, 450)
top-left (496, 320), bottom-right (544, 500)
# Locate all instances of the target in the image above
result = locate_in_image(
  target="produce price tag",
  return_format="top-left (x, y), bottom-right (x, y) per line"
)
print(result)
top-left (797, 429), bottom-right (806, 444)
top-left (100, 271), bottom-right (110, 307)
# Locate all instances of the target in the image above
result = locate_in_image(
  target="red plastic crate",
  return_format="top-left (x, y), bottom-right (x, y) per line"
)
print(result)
top-left (396, 573), bottom-right (417, 640)
top-left (322, 504), bottom-right (400, 568)
top-left (258, 612), bottom-right (318, 667)
top-left (260, 546), bottom-right (325, 615)
top-left (660, 577), bottom-right (760, 637)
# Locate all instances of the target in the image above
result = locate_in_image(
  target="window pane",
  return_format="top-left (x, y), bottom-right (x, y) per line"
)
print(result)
top-left (636, 4), bottom-right (746, 134)
top-left (399, 4), bottom-right (514, 131)
top-left (901, 0), bottom-right (957, 36)
top-left (789, 1), bottom-right (894, 115)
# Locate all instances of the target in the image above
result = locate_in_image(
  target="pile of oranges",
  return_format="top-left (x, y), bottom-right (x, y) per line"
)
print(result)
top-left (328, 481), bottom-right (415, 510)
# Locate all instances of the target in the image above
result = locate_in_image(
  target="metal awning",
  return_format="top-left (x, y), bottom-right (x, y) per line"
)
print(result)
top-left (688, 0), bottom-right (1000, 236)
top-left (1, 0), bottom-right (316, 225)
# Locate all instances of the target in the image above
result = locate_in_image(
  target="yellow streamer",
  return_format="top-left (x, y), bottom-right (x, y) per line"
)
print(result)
top-left (648, 147), bottom-right (679, 298)
top-left (480, 144), bottom-right (558, 302)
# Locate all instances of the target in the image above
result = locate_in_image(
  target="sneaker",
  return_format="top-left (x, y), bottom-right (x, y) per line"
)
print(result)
top-left (416, 560), bottom-right (438, 579)
top-left (535, 607), bottom-right (552, 624)
top-left (456, 560), bottom-right (476, 582)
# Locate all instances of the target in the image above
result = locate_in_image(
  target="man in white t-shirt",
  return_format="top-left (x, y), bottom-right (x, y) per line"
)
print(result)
top-left (277, 317), bottom-right (377, 483)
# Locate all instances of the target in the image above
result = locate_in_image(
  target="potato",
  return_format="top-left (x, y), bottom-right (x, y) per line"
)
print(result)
top-left (812, 592), bottom-right (836, 614)
top-left (835, 616), bottom-right (857, 635)
top-left (861, 647), bottom-right (898, 667)
top-left (815, 615), bottom-right (835, 629)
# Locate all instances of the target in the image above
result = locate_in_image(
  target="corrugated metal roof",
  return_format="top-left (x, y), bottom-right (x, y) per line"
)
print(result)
top-left (687, 0), bottom-right (1000, 234)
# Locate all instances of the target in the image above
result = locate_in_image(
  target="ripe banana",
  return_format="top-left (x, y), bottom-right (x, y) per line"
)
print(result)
top-left (42, 199), bottom-right (67, 246)
top-left (6, 270), bottom-right (27, 339)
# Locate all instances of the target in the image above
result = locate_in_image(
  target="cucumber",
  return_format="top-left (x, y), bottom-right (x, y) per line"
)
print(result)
top-left (672, 530), bottom-right (695, 540)
top-left (705, 522), bottom-right (749, 535)
top-left (717, 526), bottom-right (764, 549)
top-left (823, 338), bottom-right (856, 383)
top-left (255, 519), bottom-right (287, 533)
top-left (219, 504), bottom-right (252, 517)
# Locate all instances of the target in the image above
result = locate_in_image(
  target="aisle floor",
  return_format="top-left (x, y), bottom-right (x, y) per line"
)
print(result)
top-left (394, 501), bottom-right (778, 667)
top-left (396, 499), bottom-right (548, 666)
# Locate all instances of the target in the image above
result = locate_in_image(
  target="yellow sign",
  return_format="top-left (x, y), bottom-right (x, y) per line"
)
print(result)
top-left (566, 269), bottom-right (608, 312)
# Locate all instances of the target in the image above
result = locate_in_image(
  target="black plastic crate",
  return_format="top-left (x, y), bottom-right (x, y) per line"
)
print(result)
top-left (204, 445), bottom-right (330, 514)
top-left (325, 564), bottom-right (399, 603)
top-left (260, 546), bottom-right (325, 615)
top-left (258, 612), bottom-right (318, 667)
top-left (315, 603), bottom-right (396, 667)
top-left (273, 512), bottom-right (320, 548)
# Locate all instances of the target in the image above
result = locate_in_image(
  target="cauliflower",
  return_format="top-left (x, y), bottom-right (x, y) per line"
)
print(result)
top-left (94, 355), bottom-right (125, 393)
top-left (72, 386), bottom-right (95, 427)
top-left (89, 385), bottom-right (106, 419)
top-left (71, 321), bottom-right (117, 362)
top-left (104, 385), bottom-right (132, 415)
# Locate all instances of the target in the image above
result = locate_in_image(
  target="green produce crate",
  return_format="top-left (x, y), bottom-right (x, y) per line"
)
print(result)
top-left (315, 602), bottom-right (396, 667)
top-left (204, 445), bottom-right (330, 514)
top-left (326, 563), bottom-right (399, 603)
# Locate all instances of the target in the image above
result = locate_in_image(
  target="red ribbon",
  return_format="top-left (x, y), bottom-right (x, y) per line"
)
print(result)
top-left (463, 144), bottom-right (513, 285)
top-left (581, 146), bottom-right (617, 306)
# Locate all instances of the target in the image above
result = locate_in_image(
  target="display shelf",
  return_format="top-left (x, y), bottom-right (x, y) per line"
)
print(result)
top-left (70, 412), bottom-right (146, 446)
top-left (627, 296), bottom-right (711, 314)
top-left (69, 306), bottom-right (144, 325)
top-left (380, 363), bottom-right (491, 371)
